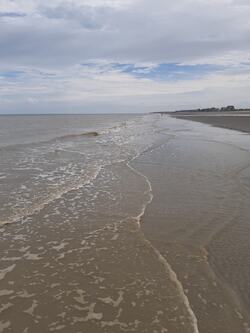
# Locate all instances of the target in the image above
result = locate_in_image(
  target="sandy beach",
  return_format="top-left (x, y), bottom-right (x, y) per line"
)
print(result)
top-left (1, 114), bottom-right (250, 333)
top-left (171, 112), bottom-right (250, 133)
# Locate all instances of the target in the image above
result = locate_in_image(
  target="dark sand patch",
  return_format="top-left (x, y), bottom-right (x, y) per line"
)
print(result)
top-left (172, 112), bottom-right (250, 133)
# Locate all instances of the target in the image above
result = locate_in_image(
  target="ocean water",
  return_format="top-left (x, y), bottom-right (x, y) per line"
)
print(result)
top-left (1, 114), bottom-right (250, 333)
top-left (0, 114), bottom-right (145, 227)
top-left (1, 114), bottom-right (191, 333)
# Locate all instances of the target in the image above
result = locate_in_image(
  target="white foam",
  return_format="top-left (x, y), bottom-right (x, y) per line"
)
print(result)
top-left (52, 242), bottom-right (68, 251)
top-left (17, 290), bottom-right (35, 298)
top-left (24, 252), bottom-right (42, 260)
top-left (2, 257), bottom-right (21, 261)
top-left (0, 164), bottom-right (103, 228)
top-left (150, 243), bottom-right (199, 333)
top-left (74, 289), bottom-right (87, 305)
top-left (0, 290), bottom-right (13, 296)
top-left (50, 325), bottom-right (66, 331)
top-left (0, 321), bottom-right (10, 333)
top-left (100, 319), bottom-right (128, 328)
top-left (57, 253), bottom-right (65, 260)
top-left (99, 291), bottom-right (124, 307)
top-left (111, 234), bottom-right (119, 241)
top-left (0, 303), bottom-right (12, 314)
top-left (82, 303), bottom-right (103, 321)
top-left (127, 158), bottom-right (200, 333)
top-left (0, 264), bottom-right (16, 281)
top-left (72, 303), bottom-right (103, 323)
top-left (23, 300), bottom-right (38, 315)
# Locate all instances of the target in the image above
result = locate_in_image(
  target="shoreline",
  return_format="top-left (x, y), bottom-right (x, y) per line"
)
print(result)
top-left (134, 115), bottom-right (250, 332)
top-left (171, 112), bottom-right (250, 134)
top-left (1, 114), bottom-right (250, 332)
top-left (128, 157), bottom-right (200, 333)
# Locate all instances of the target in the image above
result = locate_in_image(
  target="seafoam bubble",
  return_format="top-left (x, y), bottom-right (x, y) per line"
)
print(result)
top-left (74, 289), bottom-right (87, 305)
top-left (0, 321), bottom-right (10, 333)
top-left (24, 252), bottom-right (42, 260)
top-left (52, 241), bottom-right (68, 251)
top-left (99, 291), bottom-right (124, 307)
top-left (73, 303), bottom-right (103, 323)
top-left (0, 303), bottom-right (12, 314)
top-left (17, 290), bottom-right (35, 298)
top-left (23, 300), bottom-right (38, 316)
top-left (0, 290), bottom-right (14, 297)
top-left (0, 264), bottom-right (16, 281)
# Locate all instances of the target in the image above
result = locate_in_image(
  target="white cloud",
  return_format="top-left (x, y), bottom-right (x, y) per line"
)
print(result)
top-left (0, 0), bottom-right (250, 112)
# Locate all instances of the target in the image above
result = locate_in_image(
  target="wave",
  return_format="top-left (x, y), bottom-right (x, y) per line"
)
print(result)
top-left (0, 165), bottom-right (103, 229)
top-left (0, 115), bottom-right (157, 229)
top-left (56, 131), bottom-right (99, 140)
top-left (0, 114), bottom-right (151, 151)
top-left (0, 131), bottom-right (100, 151)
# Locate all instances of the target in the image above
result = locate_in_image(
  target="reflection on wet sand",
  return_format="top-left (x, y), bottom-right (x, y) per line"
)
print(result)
top-left (136, 116), bottom-right (250, 333)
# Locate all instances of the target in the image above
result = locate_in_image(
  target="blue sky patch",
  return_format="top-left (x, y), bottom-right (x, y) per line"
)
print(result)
top-left (0, 12), bottom-right (26, 18)
top-left (111, 63), bottom-right (223, 81)
top-left (0, 71), bottom-right (25, 79)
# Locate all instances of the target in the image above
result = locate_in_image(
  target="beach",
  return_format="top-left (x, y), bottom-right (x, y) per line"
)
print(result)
top-left (171, 111), bottom-right (250, 133)
top-left (134, 115), bottom-right (250, 332)
top-left (1, 114), bottom-right (250, 332)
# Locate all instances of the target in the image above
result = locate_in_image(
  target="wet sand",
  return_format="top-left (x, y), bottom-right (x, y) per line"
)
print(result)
top-left (134, 116), bottom-right (250, 333)
top-left (172, 112), bottom-right (250, 133)
top-left (0, 157), bottom-right (200, 333)
top-left (1, 115), bottom-right (250, 332)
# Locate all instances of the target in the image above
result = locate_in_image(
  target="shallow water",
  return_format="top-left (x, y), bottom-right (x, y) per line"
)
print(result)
top-left (1, 114), bottom-right (250, 332)
top-left (135, 116), bottom-right (250, 333)
top-left (0, 114), bottom-right (142, 227)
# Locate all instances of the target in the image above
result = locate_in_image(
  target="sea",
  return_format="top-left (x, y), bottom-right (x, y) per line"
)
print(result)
top-left (0, 114), bottom-right (154, 228)
top-left (1, 114), bottom-right (250, 333)
top-left (0, 114), bottom-right (174, 333)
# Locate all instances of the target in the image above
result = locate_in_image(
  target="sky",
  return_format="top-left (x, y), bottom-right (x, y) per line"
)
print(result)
top-left (0, 0), bottom-right (250, 114)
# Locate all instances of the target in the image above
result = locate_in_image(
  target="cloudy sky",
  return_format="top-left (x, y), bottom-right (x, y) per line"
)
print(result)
top-left (0, 0), bottom-right (250, 113)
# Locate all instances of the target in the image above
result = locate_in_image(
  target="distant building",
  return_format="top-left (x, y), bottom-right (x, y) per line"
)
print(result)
top-left (221, 105), bottom-right (235, 111)
top-left (159, 105), bottom-right (239, 114)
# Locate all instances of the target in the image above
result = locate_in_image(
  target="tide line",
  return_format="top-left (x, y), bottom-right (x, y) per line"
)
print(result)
top-left (127, 158), bottom-right (200, 333)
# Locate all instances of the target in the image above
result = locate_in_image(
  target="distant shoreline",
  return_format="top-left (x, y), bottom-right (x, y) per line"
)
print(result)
top-left (170, 111), bottom-right (250, 134)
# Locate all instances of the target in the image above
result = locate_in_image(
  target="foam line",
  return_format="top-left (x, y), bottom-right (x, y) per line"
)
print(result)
top-left (127, 156), bottom-right (200, 333)
top-left (0, 165), bottom-right (103, 228)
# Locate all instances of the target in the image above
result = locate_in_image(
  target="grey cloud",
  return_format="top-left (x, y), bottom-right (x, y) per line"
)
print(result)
top-left (0, 0), bottom-right (250, 68)
top-left (1, 0), bottom-right (250, 113)
top-left (0, 12), bottom-right (26, 18)
top-left (39, 3), bottom-right (111, 30)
